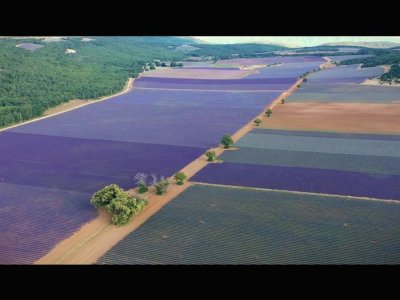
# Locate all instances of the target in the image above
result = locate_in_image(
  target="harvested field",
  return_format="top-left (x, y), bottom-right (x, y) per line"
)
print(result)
top-left (141, 68), bottom-right (254, 79)
top-left (259, 102), bottom-right (400, 134)
top-left (97, 184), bottom-right (400, 264)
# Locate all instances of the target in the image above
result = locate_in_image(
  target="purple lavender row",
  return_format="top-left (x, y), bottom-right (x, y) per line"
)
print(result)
top-left (192, 162), bottom-right (400, 200)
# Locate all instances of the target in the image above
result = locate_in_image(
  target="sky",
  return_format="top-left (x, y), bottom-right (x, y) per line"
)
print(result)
top-left (192, 36), bottom-right (400, 47)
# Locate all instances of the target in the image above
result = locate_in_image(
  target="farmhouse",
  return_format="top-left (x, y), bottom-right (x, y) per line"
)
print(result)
top-left (65, 48), bottom-right (77, 54)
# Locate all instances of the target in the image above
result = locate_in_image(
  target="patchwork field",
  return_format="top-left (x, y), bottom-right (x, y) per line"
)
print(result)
top-left (97, 184), bottom-right (400, 264)
top-left (193, 129), bottom-right (400, 200)
top-left (6, 53), bottom-right (390, 265)
top-left (3, 55), bottom-right (320, 264)
top-left (258, 102), bottom-right (400, 134)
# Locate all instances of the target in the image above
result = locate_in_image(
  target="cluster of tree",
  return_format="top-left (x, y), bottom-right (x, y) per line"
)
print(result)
top-left (380, 65), bottom-right (400, 83)
top-left (291, 46), bottom-right (342, 52)
top-left (170, 61), bottom-right (184, 67)
top-left (134, 172), bottom-right (188, 195)
top-left (339, 48), bottom-right (400, 82)
top-left (189, 43), bottom-right (286, 61)
top-left (0, 37), bottom-right (185, 128)
top-left (90, 184), bottom-right (147, 225)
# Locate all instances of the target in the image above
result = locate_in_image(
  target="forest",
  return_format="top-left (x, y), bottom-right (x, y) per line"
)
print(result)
top-left (339, 48), bottom-right (400, 82)
top-left (189, 43), bottom-right (286, 60)
top-left (0, 37), bottom-right (184, 127)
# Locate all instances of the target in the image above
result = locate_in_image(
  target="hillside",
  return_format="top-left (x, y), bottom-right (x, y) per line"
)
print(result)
top-left (0, 37), bottom-right (185, 127)
top-left (339, 48), bottom-right (400, 83)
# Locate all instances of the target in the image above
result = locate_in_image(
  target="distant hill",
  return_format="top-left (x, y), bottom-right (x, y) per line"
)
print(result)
top-left (117, 36), bottom-right (199, 44)
top-left (323, 41), bottom-right (400, 49)
top-left (0, 36), bottom-right (199, 45)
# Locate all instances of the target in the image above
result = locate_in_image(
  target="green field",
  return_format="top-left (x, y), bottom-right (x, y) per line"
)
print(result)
top-left (97, 184), bottom-right (400, 264)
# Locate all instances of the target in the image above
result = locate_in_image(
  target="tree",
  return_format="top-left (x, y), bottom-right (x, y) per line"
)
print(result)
top-left (265, 109), bottom-right (272, 117)
top-left (297, 84), bottom-right (302, 88)
top-left (152, 175), bottom-right (169, 195)
top-left (221, 134), bottom-right (234, 149)
top-left (177, 62), bottom-right (184, 67)
top-left (205, 150), bottom-right (217, 162)
top-left (170, 61), bottom-right (177, 67)
top-left (134, 173), bottom-right (148, 194)
top-left (174, 172), bottom-right (188, 185)
top-left (149, 64), bottom-right (155, 70)
top-left (161, 62), bottom-right (167, 67)
top-left (254, 119), bottom-right (262, 126)
top-left (281, 98), bottom-right (285, 104)
top-left (90, 184), bottom-right (147, 226)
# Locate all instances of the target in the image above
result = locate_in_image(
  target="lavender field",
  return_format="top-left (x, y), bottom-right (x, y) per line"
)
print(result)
top-left (193, 128), bottom-right (400, 200)
top-left (134, 77), bottom-right (296, 91)
top-left (306, 64), bottom-right (384, 84)
top-left (98, 184), bottom-right (400, 264)
top-left (192, 162), bottom-right (400, 200)
top-left (1, 55), bottom-right (300, 264)
top-left (0, 182), bottom-right (96, 264)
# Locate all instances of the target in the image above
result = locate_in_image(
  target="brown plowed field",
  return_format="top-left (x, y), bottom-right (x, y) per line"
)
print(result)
top-left (261, 102), bottom-right (400, 134)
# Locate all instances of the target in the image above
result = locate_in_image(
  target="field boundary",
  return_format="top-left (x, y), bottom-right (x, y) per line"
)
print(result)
top-left (36, 77), bottom-right (304, 265)
top-left (191, 182), bottom-right (400, 204)
top-left (0, 78), bottom-right (134, 133)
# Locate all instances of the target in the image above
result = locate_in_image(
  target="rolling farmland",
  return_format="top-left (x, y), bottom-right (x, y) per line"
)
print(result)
top-left (98, 184), bottom-right (400, 264)
top-left (193, 129), bottom-right (400, 200)
top-left (97, 53), bottom-right (400, 264)
top-left (3, 48), bottom-right (398, 265)
top-left (1, 55), bottom-right (321, 264)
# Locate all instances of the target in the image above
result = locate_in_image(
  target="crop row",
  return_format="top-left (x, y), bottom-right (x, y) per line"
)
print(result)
top-left (0, 182), bottom-right (95, 264)
top-left (192, 162), bottom-right (400, 200)
top-left (98, 184), bottom-right (400, 264)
